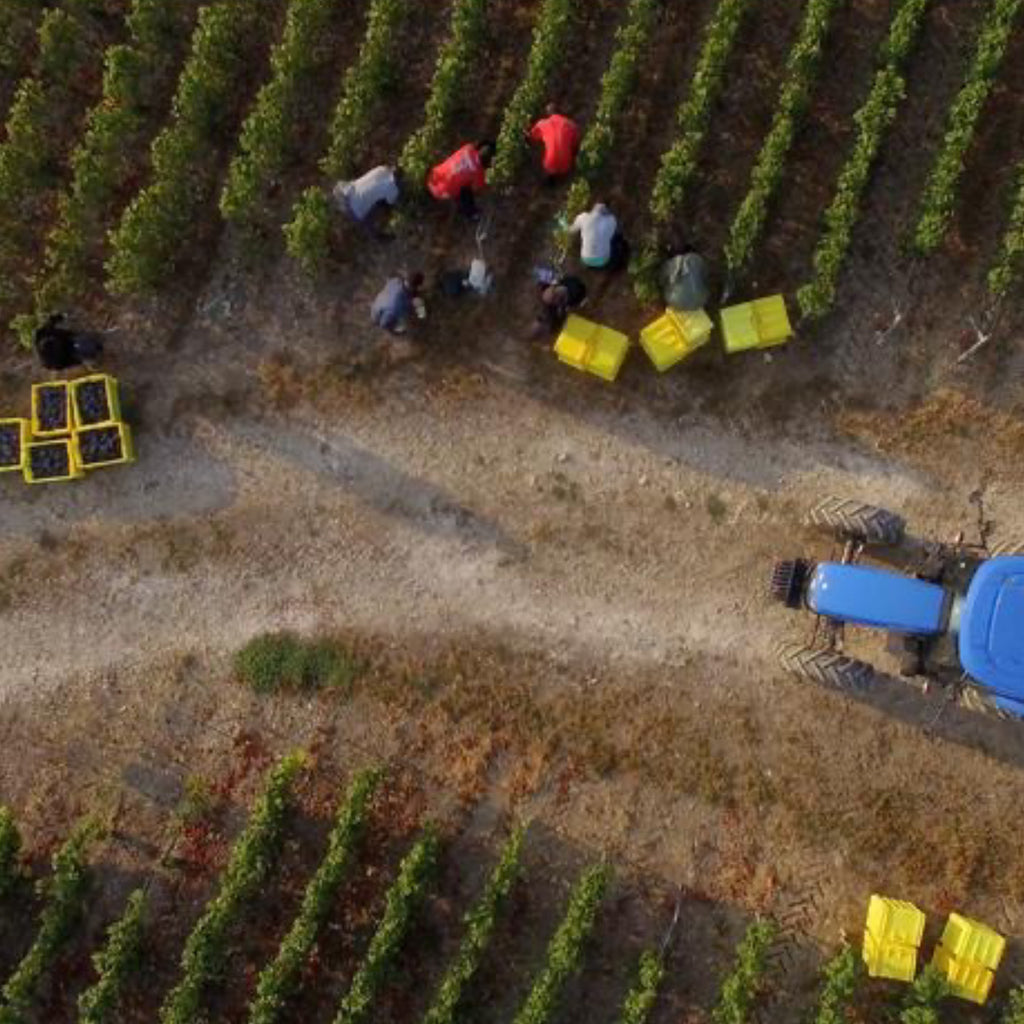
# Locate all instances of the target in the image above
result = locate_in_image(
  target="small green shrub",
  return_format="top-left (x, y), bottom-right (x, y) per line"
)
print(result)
top-left (175, 775), bottom-right (221, 826)
top-left (234, 631), bottom-right (360, 693)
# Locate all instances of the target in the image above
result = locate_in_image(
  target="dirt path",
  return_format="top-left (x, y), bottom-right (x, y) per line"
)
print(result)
top-left (0, 344), bottom-right (1016, 695)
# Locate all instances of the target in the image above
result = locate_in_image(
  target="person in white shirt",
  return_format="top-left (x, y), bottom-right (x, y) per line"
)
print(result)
top-left (568, 203), bottom-right (625, 269)
top-left (333, 165), bottom-right (401, 224)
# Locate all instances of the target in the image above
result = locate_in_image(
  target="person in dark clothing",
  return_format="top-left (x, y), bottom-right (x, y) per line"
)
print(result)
top-left (531, 275), bottom-right (587, 338)
top-left (34, 314), bottom-right (103, 371)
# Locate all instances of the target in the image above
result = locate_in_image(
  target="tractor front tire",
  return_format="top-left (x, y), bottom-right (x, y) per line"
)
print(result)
top-left (807, 496), bottom-right (906, 546)
top-left (777, 643), bottom-right (876, 693)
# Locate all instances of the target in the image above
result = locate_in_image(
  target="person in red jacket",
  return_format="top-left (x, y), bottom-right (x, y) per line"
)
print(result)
top-left (528, 104), bottom-right (579, 183)
top-left (427, 140), bottom-right (495, 220)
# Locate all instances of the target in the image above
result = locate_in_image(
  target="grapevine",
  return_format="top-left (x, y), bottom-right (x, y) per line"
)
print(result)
top-left (15, 0), bottom-right (197, 344)
top-left (0, 820), bottom-right (97, 1024)
top-left (399, 0), bottom-right (489, 195)
top-left (157, 752), bottom-right (307, 1024)
top-left (422, 827), bottom-right (525, 1024)
top-left (285, 0), bottom-right (408, 273)
top-left (511, 865), bottom-right (609, 1024)
top-left (220, 0), bottom-right (341, 227)
top-left (247, 768), bottom-right (382, 1024)
top-left (811, 945), bottom-right (862, 1024)
top-left (725, 0), bottom-right (842, 274)
top-left (489, 0), bottom-right (576, 188)
top-left (633, 0), bottom-right (753, 300)
top-left (797, 0), bottom-right (932, 319)
top-left (1003, 988), bottom-right (1024, 1024)
top-left (898, 965), bottom-right (948, 1024)
top-left (0, 807), bottom-right (22, 899)
top-left (77, 888), bottom-right (147, 1024)
top-left (710, 919), bottom-right (777, 1024)
top-left (106, 0), bottom-right (276, 295)
top-left (0, 6), bottom-right (96, 280)
top-left (322, 0), bottom-right (407, 180)
top-left (0, 1), bottom-right (40, 102)
top-left (914, 0), bottom-right (1023, 254)
top-left (989, 157), bottom-right (1024, 298)
top-left (333, 826), bottom-right (440, 1024)
top-left (615, 949), bottom-right (666, 1024)
top-left (560, 0), bottom-right (659, 229)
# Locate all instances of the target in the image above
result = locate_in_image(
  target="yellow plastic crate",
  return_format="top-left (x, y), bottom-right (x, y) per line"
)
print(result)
top-left (0, 418), bottom-right (29, 474)
top-left (865, 895), bottom-right (926, 948)
top-left (862, 930), bottom-right (918, 982)
top-left (23, 438), bottom-right (83, 484)
top-left (70, 374), bottom-right (121, 430)
top-left (554, 314), bottom-right (630, 382)
top-left (639, 308), bottom-right (713, 372)
top-left (31, 381), bottom-right (72, 437)
top-left (720, 295), bottom-right (793, 354)
top-left (932, 946), bottom-right (994, 1005)
top-left (74, 422), bottom-right (134, 471)
top-left (938, 914), bottom-right (1005, 970)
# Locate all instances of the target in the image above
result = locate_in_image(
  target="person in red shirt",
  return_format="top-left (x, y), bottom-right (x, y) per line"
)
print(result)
top-left (427, 140), bottom-right (495, 220)
top-left (528, 104), bottom-right (580, 183)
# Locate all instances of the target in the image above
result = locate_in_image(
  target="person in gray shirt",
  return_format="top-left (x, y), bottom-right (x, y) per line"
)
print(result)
top-left (333, 165), bottom-right (401, 224)
top-left (371, 272), bottom-right (425, 334)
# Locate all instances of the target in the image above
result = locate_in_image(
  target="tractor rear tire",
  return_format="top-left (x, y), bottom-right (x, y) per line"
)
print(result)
top-left (807, 496), bottom-right (906, 546)
top-left (777, 643), bottom-right (876, 693)
top-left (956, 684), bottom-right (1011, 720)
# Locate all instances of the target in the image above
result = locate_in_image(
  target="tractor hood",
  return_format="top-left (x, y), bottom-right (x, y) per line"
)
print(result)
top-left (806, 563), bottom-right (947, 635)
top-left (959, 556), bottom-right (1024, 701)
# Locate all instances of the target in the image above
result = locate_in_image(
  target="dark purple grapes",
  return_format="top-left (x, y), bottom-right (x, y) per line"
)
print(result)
top-left (29, 443), bottom-right (71, 480)
top-left (75, 380), bottom-right (110, 426)
top-left (37, 385), bottom-right (68, 432)
top-left (78, 427), bottom-right (123, 466)
top-left (0, 424), bottom-right (21, 468)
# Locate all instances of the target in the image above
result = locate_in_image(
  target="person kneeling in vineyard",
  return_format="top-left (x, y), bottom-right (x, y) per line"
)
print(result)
top-left (427, 141), bottom-right (495, 221)
top-left (528, 104), bottom-right (579, 184)
top-left (371, 272), bottom-right (426, 335)
top-left (333, 165), bottom-right (401, 236)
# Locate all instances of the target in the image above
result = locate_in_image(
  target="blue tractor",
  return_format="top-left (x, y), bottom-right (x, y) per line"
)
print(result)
top-left (771, 497), bottom-right (1024, 718)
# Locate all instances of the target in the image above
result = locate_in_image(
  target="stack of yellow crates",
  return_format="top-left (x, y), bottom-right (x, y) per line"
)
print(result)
top-left (554, 315), bottom-right (631, 382)
top-left (639, 308), bottom-right (713, 372)
top-left (862, 895), bottom-right (925, 982)
top-left (931, 913), bottom-right (1005, 1004)
top-left (2, 374), bottom-right (133, 486)
top-left (720, 294), bottom-right (793, 354)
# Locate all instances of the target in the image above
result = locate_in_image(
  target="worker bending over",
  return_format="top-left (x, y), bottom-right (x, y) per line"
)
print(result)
top-left (568, 203), bottom-right (629, 271)
top-left (371, 272), bottom-right (426, 335)
top-left (428, 141), bottom-right (495, 220)
top-left (529, 104), bottom-right (579, 183)
top-left (333, 165), bottom-right (401, 229)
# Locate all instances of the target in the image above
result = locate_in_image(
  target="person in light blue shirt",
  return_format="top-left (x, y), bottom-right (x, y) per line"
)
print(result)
top-left (371, 272), bottom-right (425, 334)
